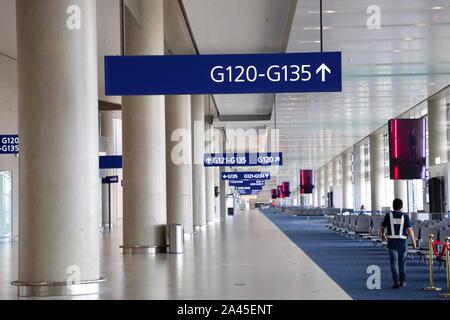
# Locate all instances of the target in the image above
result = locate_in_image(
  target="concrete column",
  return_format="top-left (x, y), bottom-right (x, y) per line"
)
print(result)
top-left (326, 162), bottom-right (334, 207)
top-left (166, 95), bottom-right (193, 235)
top-left (122, 0), bottom-right (167, 252)
top-left (318, 168), bottom-right (325, 207)
top-left (370, 132), bottom-right (385, 211)
top-left (333, 158), bottom-right (340, 188)
top-left (191, 95), bottom-right (206, 227)
top-left (342, 150), bottom-right (354, 209)
top-left (428, 97), bottom-right (448, 166)
top-left (313, 171), bottom-right (319, 207)
top-left (220, 167), bottom-right (227, 219)
top-left (205, 167), bottom-right (215, 223)
top-left (214, 167), bottom-right (220, 219)
top-left (353, 143), bottom-right (362, 210)
top-left (393, 180), bottom-right (408, 210)
top-left (100, 111), bottom-right (122, 227)
top-left (15, 0), bottom-right (102, 296)
top-left (205, 118), bottom-right (216, 223)
top-left (213, 127), bottom-right (222, 220)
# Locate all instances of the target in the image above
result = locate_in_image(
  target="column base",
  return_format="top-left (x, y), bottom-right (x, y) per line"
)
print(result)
top-left (11, 278), bottom-right (106, 297)
top-left (120, 245), bottom-right (168, 254)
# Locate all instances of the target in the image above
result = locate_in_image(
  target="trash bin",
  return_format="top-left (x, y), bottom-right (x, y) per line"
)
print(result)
top-left (168, 223), bottom-right (184, 254)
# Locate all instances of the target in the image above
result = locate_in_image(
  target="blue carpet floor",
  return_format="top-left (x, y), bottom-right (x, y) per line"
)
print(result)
top-left (261, 209), bottom-right (448, 300)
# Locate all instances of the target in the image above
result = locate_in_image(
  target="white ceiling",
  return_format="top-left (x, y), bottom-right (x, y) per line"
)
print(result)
top-left (0, 0), bottom-right (16, 59)
top-left (184, 0), bottom-right (450, 198)
top-left (271, 0), bottom-right (450, 188)
top-left (182, 0), bottom-right (292, 117)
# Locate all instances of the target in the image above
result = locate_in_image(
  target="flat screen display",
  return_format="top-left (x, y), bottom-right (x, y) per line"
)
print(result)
top-left (282, 182), bottom-right (290, 197)
top-left (388, 118), bottom-right (426, 180)
top-left (271, 189), bottom-right (277, 199)
top-left (300, 170), bottom-right (314, 194)
top-left (277, 185), bottom-right (284, 198)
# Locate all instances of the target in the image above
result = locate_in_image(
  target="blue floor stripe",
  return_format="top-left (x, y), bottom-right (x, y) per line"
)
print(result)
top-left (261, 209), bottom-right (448, 300)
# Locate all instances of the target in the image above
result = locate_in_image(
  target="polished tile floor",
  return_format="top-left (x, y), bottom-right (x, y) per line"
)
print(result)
top-left (0, 209), bottom-right (351, 300)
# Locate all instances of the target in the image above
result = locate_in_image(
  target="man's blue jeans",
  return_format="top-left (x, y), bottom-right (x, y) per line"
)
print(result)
top-left (389, 248), bottom-right (407, 284)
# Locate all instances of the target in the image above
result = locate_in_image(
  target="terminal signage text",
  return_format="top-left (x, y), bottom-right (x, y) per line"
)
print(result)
top-left (221, 172), bottom-right (271, 180)
top-left (204, 153), bottom-right (282, 167)
top-left (105, 52), bottom-right (342, 95)
top-left (0, 135), bottom-right (19, 154)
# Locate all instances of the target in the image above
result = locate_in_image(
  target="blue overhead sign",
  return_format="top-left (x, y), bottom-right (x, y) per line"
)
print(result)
top-left (0, 135), bottom-right (19, 154)
top-left (99, 156), bottom-right (122, 169)
top-left (236, 189), bottom-right (261, 196)
top-left (204, 153), bottom-right (282, 167)
top-left (102, 176), bottom-right (119, 184)
top-left (229, 180), bottom-right (265, 187)
top-left (105, 52), bottom-right (342, 95)
top-left (222, 172), bottom-right (271, 180)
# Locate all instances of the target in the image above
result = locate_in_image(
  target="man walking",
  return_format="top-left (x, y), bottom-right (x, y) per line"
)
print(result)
top-left (380, 198), bottom-right (416, 288)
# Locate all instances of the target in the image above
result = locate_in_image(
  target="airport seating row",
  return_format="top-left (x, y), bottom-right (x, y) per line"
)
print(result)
top-left (279, 206), bottom-right (343, 216)
top-left (327, 214), bottom-right (450, 266)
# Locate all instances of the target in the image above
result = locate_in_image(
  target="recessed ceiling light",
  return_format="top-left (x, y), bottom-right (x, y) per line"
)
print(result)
top-left (404, 37), bottom-right (413, 41)
top-left (416, 23), bottom-right (427, 27)
top-left (393, 49), bottom-right (401, 53)
top-left (325, 10), bottom-right (336, 14)
top-left (314, 40), bottom-right (321, 43)
top-left (432, 6), bottom-right (443, 10)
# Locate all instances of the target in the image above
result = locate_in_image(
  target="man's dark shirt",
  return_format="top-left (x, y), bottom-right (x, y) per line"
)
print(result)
top-left (381, 211), bottom-right (411, 250)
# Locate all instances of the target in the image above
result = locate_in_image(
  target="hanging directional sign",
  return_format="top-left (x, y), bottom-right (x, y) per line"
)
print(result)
top-left (204, 153), bottom-right (282, 167)
top-left (102, 175), bottom-right (119, 184)
top-left (233, 186), bottom-right (263, 193)
top-left (236, 189), bottom-right (261, 196)
top-left (221, 172), bottom-right (271, 180)
top-left (229, 180), bottom-right (265, 187)
top-left (99, 155), bottom-right (122, 169)
top-left (105, 52), bottom-right (342, 96)
top-left (0, 135), bottom-right (19, 154)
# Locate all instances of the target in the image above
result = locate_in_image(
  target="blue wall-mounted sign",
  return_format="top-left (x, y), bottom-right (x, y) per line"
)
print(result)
top-left (99, 156), bottom-right (122, 169)
top-left (204, 153), bottom-right (282, 167)
top-left (222, 172), bottom-right (271, 180)
top-left (102, 175), bottom-right (119, 184)
top-left (0, 135), bottom-right (19, 154)
top-left (105, 52), bottom-right (342, 96)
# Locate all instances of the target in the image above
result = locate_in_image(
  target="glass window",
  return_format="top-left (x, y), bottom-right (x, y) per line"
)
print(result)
top-left (0, 171), bottom-right (12, 238)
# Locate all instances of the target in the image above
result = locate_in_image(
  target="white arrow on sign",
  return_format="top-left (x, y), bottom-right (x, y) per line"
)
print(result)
top-left (316, 63), bottom-right (331, 82)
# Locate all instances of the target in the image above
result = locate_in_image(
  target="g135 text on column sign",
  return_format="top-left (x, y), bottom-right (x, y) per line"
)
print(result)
top-left (222, 172), bottom-right (271, 180)
top-left (204, 153), bottom-right (282, 167)
top-left (105, 52), bottom-right (342, 95)
top-left (0, 135), bottom-right (19, 154)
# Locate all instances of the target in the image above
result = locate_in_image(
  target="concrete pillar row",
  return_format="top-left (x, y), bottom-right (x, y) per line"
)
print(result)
top-left (122, 0), bottom-right (167, 253)
top-left (15, 0), bottom-right (102, 296)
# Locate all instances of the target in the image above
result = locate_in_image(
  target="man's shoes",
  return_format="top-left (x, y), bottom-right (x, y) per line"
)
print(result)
top-left (393, 282), bottom-right (400, 289)
top-left (400, 282), bottom-right (407, 287)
